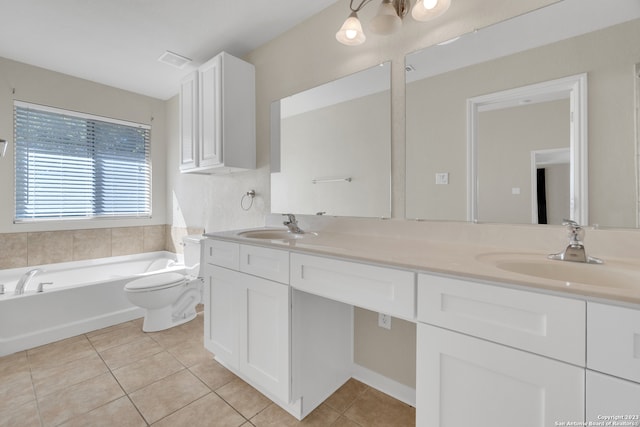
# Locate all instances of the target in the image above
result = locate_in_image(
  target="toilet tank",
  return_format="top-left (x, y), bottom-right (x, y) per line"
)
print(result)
top-left (182, 234), bottom-right (204, 275)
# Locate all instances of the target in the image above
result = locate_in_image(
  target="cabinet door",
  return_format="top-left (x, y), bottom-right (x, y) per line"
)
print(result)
top-left (179, 71), bottom-right (198, 170)
top-left (239, 273), bottom-right (290, 403)
top-left (417, 323), bottom-right (584, 427)
top-left (587, 371), bottom-right (640, 423)
top-left (198, 55), bottom-right (223, 168)
top-left (204, 265), bottom-right (240, 370)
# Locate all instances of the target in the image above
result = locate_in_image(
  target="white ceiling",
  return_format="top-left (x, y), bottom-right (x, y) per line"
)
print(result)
top-left (0, 0), bottom-right (339, 100)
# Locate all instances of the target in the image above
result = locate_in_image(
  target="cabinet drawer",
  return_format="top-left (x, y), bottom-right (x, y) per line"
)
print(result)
top-left (204, 239), bottom-right (239, 270)
top-left (290, 253), bottom-right (415, 319)
top-left (588, 302), bottom-right (640, 383)
top-left (418, 274), bottom-right (585, 365)
top-left (240, 245), bottom-right (289, 284)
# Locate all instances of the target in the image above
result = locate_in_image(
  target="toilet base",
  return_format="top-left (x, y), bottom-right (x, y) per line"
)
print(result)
top-left (141, 306), bottom-right (198, 332)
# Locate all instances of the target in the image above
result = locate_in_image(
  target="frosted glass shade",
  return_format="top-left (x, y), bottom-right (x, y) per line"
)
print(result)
top-left (336, 12), bottom-right (366, 46)
top-left (411, 0), bottom-right (451, 22)
top-left (370, 0), bottom-right (402, 35)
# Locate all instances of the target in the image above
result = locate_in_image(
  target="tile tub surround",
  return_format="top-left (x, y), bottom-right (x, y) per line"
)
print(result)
top-left (0, 225), bottom-right (204, 269)
top-left (0, 310), bottom-right (415, 427)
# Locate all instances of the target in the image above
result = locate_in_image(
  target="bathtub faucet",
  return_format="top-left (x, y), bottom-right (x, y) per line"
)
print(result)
top-left (14, 268), bottom-right (44, 295)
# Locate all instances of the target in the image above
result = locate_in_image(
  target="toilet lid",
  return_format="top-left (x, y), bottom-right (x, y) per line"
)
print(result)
top-left (125, 272), bottom-right (186, 292)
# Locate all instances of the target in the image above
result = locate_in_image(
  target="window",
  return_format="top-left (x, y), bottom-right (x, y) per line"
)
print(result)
top-left (14, 101), bottom-right (151, 222)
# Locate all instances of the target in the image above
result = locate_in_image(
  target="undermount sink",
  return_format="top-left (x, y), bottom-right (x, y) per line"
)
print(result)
top-left (237, 229), bottom-right (317, 241)
top-left (476, 252), bottom-right (640, 290)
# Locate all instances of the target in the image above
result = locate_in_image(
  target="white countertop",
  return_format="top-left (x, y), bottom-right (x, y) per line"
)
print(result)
top-left (205, 220), bottom-right (640, 307)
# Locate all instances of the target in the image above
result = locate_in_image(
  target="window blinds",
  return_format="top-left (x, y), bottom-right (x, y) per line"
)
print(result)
top-left (14, 101), bottom-right (151, 221)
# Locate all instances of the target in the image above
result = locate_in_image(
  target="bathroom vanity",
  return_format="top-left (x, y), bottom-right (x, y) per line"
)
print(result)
top-left (202, 218), bottom-right (640, 425)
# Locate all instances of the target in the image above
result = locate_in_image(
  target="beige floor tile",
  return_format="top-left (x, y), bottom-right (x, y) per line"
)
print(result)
top-left (32, 352), bottom-right (108, 398)
top-left (85, 320), bottom-right (137, 338)
top-left (153, 392), bottom-right (246, 427)
top-left (323, 379), bottom-right (369, 413)
top-left (343, 388), bottom-right (415, 427)
top-left (58, 396), bottom-right (146, 427)
top-left (168, 335), bottom-right (213, 367)
top-left (0, 370), bottom-right (35, 414)
top-left (216, 379), bottom-right (272, 420)
top-left (38, 372), bottom-right (125, 427)
top-left (129, 369), bottom-right (210, 424)
top-left (88, 322), bottom-right (146, 352)
top-left (0, 399), bottom-right (41, 427)
top-left (99, 335), bottom-right (163, 370)
top-left (190, 358), bottom-right (237, 391)
top-left (0, 351), bottom-right (28, 378)
top-left (27, 335), bottom-right (95, 370)
top-left (330, 416), bottom-right (362, 427)
top-left (251, 402), bottom-right (341, 427)
top-left (113, 351), bottom-right (185, 393)
top-left (147, 317), bottom-right (202, 349)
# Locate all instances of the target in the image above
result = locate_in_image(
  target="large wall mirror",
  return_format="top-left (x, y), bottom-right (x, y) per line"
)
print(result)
top-left (406, 0), bottom-right (640, 228)
top-left (271, 62), bottom-right (391, 218)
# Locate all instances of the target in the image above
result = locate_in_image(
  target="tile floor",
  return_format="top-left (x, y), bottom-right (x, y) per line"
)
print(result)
top-left (0, 309), bottom-right (415, 427)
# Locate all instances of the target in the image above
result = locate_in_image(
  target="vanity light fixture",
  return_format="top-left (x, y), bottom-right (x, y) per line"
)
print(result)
top-left (336, 0), bottom-right (451, 46)
top-left (0, 139), bottom-right (7, 157)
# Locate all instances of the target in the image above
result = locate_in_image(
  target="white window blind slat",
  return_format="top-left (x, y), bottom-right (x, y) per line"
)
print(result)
top-left (14, 102), bottom-right (151, 221)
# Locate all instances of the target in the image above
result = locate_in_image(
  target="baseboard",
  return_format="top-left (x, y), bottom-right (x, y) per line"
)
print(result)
top-left (352, 363), bottom-right (416, 407)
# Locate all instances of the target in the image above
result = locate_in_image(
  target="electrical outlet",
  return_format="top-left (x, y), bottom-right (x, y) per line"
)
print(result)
top-left (378, 313), bottom-right (392, 330)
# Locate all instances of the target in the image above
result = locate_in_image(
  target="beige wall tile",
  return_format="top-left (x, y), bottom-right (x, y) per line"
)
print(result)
top-left (111, 227), bottom-right (144, 256)
top-left (0, 233), bottom-right (28, 269)
top-left (143, 225), bottom-right (166, 252)
top-left (72, 229), bottom-right (111, 261)
top-left (27, 231), bottom-right (73, 266)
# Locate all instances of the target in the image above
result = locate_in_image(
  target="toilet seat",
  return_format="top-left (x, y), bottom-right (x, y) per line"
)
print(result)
top-left (125, 272), bottom-right (186, 293)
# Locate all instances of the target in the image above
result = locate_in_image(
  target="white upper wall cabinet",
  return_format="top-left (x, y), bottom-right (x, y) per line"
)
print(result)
top-left (179, 52), bottom-right (256, 174)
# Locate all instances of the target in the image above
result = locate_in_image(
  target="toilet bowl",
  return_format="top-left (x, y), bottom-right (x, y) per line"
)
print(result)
top-left (124, 235), bottom-right (204, 332)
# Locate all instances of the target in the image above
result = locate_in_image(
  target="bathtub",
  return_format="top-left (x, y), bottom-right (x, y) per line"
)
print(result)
top-left (0, 251), bottom-right (186, 357)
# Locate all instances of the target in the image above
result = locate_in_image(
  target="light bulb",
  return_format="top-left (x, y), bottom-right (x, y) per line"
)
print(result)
top-left (336, 12), bottom-right (366, 46)
top-left (412, 0), bottom-right (451, 21)
top-left (423, 0), bottom-right (438, 9)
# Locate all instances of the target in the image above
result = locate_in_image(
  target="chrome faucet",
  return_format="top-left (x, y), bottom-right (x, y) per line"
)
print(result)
top-left (283, 213), bottom-right (304, 234)
top-left (548, 220), bottom-right (602, 264)
top-left (14, 268), bottom-right (44, 295)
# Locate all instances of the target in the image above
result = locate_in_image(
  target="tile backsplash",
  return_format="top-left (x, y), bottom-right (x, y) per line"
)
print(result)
top-left (0, 225), bottom-right (204, 269)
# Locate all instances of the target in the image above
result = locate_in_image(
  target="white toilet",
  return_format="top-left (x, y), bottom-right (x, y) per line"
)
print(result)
top-left (125, 235), bottom-right (204, 332)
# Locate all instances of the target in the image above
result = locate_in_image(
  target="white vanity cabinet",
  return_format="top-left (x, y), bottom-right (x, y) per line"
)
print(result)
top-left (179, 51), bottom-right (255, 174)
top-left (203, 240), bottom-right (290, 403)
top-left (586, 302), bottom-right (640, 422)
top-left (416, 273), bottom-right (586, 427)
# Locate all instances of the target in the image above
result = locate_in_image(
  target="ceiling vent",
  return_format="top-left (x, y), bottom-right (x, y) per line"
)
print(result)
top-left (158, 51), bottom-right (192, 69)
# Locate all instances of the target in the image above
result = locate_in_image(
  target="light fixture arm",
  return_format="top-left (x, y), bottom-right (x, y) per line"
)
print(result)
top-left (350, 0), bottom-right (373, 13)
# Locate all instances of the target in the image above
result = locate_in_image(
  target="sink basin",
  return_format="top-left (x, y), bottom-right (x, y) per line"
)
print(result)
top-left (476, 252), bottom-right (640, 290)
top-left (237, 229), bottom-right (317, 241)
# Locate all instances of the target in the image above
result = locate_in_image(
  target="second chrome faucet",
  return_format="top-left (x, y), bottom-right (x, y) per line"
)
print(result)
top-left (548, 219), bottom-right (602, 264)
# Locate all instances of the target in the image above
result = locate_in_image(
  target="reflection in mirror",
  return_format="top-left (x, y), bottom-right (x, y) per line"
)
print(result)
top-left (271, 62), bottom-right (391, 218)
top-left (468, 74), bottom-right (587, 225)
top-left (405, 0), bottom-right (640, 228)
